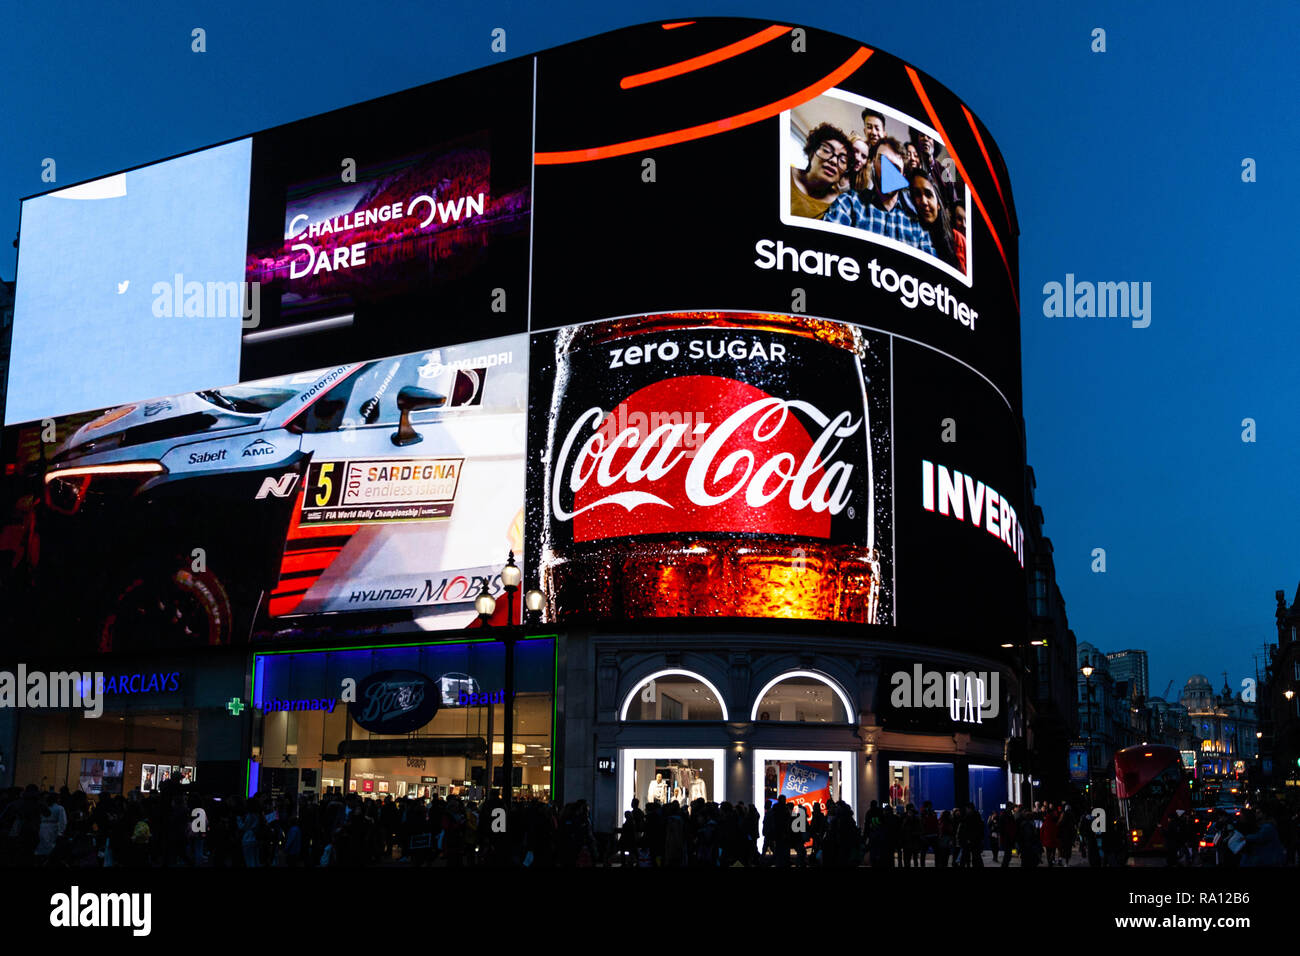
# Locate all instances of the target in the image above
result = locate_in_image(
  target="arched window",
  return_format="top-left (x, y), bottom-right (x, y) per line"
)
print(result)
top-left (751, 671), bottom-right (852, 723)
top-left (621, 670), bottom-right (727, 721)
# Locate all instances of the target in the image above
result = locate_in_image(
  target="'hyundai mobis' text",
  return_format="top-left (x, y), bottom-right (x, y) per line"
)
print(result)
top-left (525, 312), bottom-right (894, 626)
top-left (0, 334), bottom-right (528, 653)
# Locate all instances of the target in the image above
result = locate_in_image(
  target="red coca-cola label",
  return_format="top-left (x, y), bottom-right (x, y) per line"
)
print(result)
top-left (543, 326), bottom-right (873, 547)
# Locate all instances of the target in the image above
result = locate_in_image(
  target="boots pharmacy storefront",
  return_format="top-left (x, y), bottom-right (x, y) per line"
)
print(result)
top-left (250, 637), bottom-right (555, 802)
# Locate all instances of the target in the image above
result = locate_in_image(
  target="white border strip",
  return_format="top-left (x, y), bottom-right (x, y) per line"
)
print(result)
top-left (618, 747), bottom-right (726, 826)
top-left (780, 88), bottom-right (973, 288)
top-left (242, 314), bottom-right (353, 343)
top-left (619, 669), bottom-right (730, 721)
top-left (749, 670), bottom-right (854, 722)
top-left (526, 55), bottom-right (538, 331)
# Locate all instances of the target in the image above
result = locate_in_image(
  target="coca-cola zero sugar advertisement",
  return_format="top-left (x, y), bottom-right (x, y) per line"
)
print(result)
top-left (527, 311), bottom-right (893, 626)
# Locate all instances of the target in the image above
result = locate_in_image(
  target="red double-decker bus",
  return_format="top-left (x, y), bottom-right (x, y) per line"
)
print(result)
top-left (1114, 745), bottom-right (1192, 853)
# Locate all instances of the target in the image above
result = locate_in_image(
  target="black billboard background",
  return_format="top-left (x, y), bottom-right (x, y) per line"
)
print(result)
top-left (521, 314), bottom-right (1027, 643)
top-left (890, 339), bottom-right (1027, 642)
top-left (530, 19), bottom-right (1021, 410)
top-left (875, 657), bottom-right (1010, 738)
top-left (240, 56), bottom-right (534, 382)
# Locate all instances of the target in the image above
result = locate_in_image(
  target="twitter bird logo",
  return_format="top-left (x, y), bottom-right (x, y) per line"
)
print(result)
top-left (116, 280), bottom-right (129, 294)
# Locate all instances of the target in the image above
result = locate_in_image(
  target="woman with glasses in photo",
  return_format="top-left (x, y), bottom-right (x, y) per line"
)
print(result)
top-left (791, 123), bottom-right (853, 220)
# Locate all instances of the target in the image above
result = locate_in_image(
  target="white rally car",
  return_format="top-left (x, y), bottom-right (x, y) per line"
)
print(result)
top-left (38, 335), bottom-right (527, 651)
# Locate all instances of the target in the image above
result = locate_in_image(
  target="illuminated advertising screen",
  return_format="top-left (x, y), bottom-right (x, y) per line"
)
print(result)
top-left (3, 19), bottom-right (1023, 654)
top-left (6, 58), bottom-right (533, 429)
top-left (522, 21), bottom-right (1024, 644)
top-left (0, 334), bottom-right (527, 653)
top-left (239, 57), bottom-right (533, 382)
top-left (531, 21), bottom-right (1019, 399)
top-left (249, 135), bottom-right (496, 325)
top-left (527, 312), bottom-right (893, 625)
top-left (524, 310), bottom-right (1024, 642)
top-left (8, 139), bottom-right (253, 425)
top-left (782, 89), bottom-right (970, 285)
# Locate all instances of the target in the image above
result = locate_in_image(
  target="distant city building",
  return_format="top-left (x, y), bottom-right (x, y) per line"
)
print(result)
top-left (1143, 695), bottom-right (1191, 750)
top-left (1106, 649), bottom-right (1149, 700)
top-left (1263, 583), bottom-right (1300, 790)
top-left (1077, 642), bottom-right (1122, 779)
top-left (1022, 465), bottom-right (1079, 800)
top-left (1180, 673), bottom-right (1257, 780)
top-left (1077, 642), bottom-right (1190, 777)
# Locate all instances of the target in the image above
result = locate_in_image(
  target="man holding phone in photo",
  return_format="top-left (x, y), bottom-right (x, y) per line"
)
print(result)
top-left (823, 137), bottom-right (935, 255)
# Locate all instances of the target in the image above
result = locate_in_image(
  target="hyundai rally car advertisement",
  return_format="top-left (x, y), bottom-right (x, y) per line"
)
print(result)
top-left (0, 334), bottom-right (528, 653)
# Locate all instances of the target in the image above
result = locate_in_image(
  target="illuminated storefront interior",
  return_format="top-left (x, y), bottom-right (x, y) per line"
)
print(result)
top-left (15, 710), bottom-right (198, 795)
top-left (252, 637), bottom-right (554, 802)
top-left (614, 668), bottom-right (859, 826)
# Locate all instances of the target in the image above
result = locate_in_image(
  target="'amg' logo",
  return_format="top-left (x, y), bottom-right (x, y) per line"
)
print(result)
top-left (254, 474), bottom-right (298, 499)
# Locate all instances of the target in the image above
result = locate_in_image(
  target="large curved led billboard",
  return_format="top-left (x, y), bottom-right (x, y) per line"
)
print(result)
top-left (1, 18), bottom-right (1023, 653)
top-left (525, 20), bottom-right (1025, 644)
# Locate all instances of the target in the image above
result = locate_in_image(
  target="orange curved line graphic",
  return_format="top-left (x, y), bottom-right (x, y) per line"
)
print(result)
top-left (535, 46), bottom-right (873, 165)
top-left (661, 21), bottom-right (695, 29)
top-left (962, 103), bottom-right (1011, 229)
top-left (622, 24), bottom-right (791, 89)
top-left (905, 66), bottom-right (1019, 311)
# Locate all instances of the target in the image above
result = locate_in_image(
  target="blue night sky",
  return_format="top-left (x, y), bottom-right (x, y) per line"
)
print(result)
top-left (3, 0), bottom-right (1297, 700)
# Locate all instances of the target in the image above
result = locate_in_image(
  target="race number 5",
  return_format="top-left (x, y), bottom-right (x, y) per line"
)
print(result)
top-left (314, 463), bottom-right (335, 507)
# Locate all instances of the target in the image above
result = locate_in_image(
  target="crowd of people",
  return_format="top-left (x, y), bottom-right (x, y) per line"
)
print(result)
top-left (790, 107), bottom-right (968, 273)
top-left (3, 778), bottom-right (1295, 868)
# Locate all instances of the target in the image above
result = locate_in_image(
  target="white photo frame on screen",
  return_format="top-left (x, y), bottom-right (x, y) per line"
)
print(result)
top-left (780, 89), bottom-right (973, 288)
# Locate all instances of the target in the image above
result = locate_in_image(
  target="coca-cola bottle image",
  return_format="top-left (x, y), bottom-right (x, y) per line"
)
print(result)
top-left (539, 311), bottom-right (881, 623)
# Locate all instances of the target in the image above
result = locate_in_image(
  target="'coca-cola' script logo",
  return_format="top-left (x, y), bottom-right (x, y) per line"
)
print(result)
top-left (552, 376), bottom-right (862, 542)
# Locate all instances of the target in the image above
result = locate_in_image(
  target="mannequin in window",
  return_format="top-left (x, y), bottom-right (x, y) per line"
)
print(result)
top-left (670, 768), bottom-right (686, 805)
top-left (647, 772), bottom-right (668, 806)
top-left (689, 772), bottom-right (708, 803)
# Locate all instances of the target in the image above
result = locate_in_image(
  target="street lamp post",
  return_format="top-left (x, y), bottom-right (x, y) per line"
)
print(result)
top-left (1082, 663), bottom-right (1095, 790)
top-left (476, 552), bottom-right (541, 808)
top-left (475, 582), bottom-right (498, 799)
top-left (501, 552), bottom-right (522, 806)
